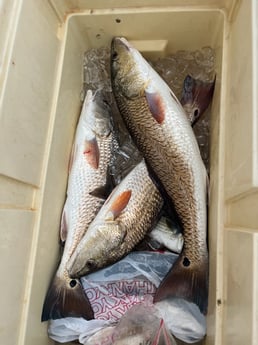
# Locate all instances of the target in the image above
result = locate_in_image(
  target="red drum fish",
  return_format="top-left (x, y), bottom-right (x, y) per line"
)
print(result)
top-left (111, 37), bottom-right (209, 314)
top-left (67, 160), bottom-right (163, 277)
top-left (41, 90), bottom-right (116, 321)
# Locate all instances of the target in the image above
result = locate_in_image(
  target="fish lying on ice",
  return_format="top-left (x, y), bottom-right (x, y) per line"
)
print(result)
top-left (111, 37), bottom-right (209, 314)
top-left (41, 90), bottom-right (116, 321)
top-left (181, 74), bottom-right (215, 126)
top-left (148, 216), bottom-right (184, 254)
top-left (67, 159), bottom-right (163, 278)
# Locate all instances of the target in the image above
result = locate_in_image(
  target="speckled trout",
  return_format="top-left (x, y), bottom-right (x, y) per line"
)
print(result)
top-left (67, 160), bottom-right (163, 277)
top-left (41, 90), bottom-right (116, 321)
top-left (111, 37), bottom-right (209, 314)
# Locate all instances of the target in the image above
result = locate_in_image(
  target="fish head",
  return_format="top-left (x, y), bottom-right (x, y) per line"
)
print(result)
top-left (93, 92), bottom-right (113, 138)
top-left (80, 90), bottom-right (113, 140)
top-left (180, 75), bottom-right (215, 125)
top-left (67, 220), bottom-right (127, 278)
top-left (111, 37), bottom-right (149, 99)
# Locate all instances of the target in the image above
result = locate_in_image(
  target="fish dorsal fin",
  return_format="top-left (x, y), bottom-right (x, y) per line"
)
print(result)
top-left (60, 209), bottom-right (68, 242)
top-left (83, 137), bottom-right (99, 169)
top-left (145, 90), bottom-right (165, 124)
top-left (105, 190), bottom-right (132, 221)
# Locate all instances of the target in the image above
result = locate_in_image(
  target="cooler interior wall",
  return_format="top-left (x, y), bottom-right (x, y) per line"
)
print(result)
top-left (0, 1), bottom-right (257, 345)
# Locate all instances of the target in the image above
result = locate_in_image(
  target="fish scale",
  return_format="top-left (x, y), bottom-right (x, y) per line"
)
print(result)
top-left (116, 95), bottom-right (206, 260)
top-left (111, 37), bottom-right (208, 314)
top-left (67, 160), bottom-right (164, 277)
top-left (41, 90), bottom-right (116, 321)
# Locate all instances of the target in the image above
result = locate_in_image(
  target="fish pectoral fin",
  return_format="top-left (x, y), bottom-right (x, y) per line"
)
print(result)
top-left (154, 254), bottom-right (209, 315)
top-left (145, 89), bottom-right (165, 124)
top-left (84, 137), bottom-right (100, 169)
top-left (60, 208), bottom-right (68, 243)
top-left (41, 275), bottom-right (94, 321)
top-left (105, 190), bottom-right (132, 221)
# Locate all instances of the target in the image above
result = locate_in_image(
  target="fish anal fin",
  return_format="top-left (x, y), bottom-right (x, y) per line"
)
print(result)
top-left (145, 90), bottom-right (165, 124)
top-left (84, 138), bottom-right (100, 169)
top-left (105, 190), bottom-right (132, 221)
top-left (90, 185), bottom-right (110, 200)
top-left (60, 209), bottom-right (68, 243)
top-left (41, 275), bottom-right (94, 321)
top-left (154, 254), bottom-right (208, 314)
top-left (90, 170), bottom-right (115, 200)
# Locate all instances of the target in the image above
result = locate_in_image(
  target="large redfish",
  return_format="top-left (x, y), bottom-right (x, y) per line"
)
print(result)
top-left (67, 160), bottom-right (163, 277)
top-left (41, 90), bottom-right (115, 321)
top-left (111, 37), bottom-right (209, 314)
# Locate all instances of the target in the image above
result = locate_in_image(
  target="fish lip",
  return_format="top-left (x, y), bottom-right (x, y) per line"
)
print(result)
top-left (67, 257), bottom-right (90, 279)
top-left (112, 36), bottom-right (131, 51)
top-left (67, 265), bottom-right (83, 279)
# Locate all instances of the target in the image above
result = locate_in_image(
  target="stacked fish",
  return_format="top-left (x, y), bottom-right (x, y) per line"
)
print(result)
top-left (41, 37), bottom-right (215, 323)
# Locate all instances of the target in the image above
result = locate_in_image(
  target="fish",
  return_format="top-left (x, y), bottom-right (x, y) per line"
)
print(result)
top-left (111, 37), bottom-right (209, 314)
top-left (41, 90), bottom-right (116, 321)
top-left (148, 216), bottom-right (184, 254)
top-left (67, 159), bottom-right (163, 278)
top-left (180, 74), bottom-right (215, 126)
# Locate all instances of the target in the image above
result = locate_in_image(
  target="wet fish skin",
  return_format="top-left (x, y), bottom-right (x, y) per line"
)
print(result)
top-left (181, 74), bottom-right (215, 126)
top-left (67, 160), bottom-right (163, 278)
top-left (148, 216), bottom-right (184, 254)
top-left (41, 90), bottom-right (116, 321)
top-left (111, 37), bottom-right (208, 313)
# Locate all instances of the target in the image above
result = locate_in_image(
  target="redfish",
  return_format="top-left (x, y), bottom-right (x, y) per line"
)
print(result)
top-left (41, 90), bottom-right (116, 321)
top-left (67, 160), bottom-right (163, 277)
top-left (111, 37), bottom-right (209, 314)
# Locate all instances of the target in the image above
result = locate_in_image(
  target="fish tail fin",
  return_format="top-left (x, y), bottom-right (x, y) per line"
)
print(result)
top-left (41, 275), bottom-right (94, 321)
top-left (154, 254), bottom-right (208, 314)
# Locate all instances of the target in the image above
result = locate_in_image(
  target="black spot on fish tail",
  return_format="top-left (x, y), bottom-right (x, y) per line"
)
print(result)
top-left (41, 275), bottom-right (94, 321)
top-left (154, 253), bottom-right (209, 314)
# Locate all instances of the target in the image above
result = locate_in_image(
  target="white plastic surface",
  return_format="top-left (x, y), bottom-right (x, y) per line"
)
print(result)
top-left (0, 1), bottom-right (257, 345)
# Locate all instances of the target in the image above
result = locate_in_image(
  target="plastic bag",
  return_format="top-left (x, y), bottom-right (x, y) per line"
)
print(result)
top-left (84, 304), bottom-right (177, 345)
top-left (49, 251), bottom-right (206, 344)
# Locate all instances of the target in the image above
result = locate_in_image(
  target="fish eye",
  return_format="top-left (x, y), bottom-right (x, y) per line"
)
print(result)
top-left (69, 279), bottom-right (77, 288)
top-left (193, 108), bottom-right (199, 118)
top-left (112, 51), bottom-right (118, 61)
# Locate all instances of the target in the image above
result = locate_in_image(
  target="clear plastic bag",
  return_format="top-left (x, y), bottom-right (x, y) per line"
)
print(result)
top-left (49, 251), bottom-right (206, 344)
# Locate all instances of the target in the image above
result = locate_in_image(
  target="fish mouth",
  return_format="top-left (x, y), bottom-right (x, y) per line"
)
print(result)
top-left (67, 256), bottom-right (94, 278)
top-left (111, 36), bottom-right (131, 51)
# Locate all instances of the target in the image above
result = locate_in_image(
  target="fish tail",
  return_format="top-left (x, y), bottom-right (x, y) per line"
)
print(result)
top-left (154, 254), bottom-right (208, 314)
top-left (41, 275), bottom-right (94, 321)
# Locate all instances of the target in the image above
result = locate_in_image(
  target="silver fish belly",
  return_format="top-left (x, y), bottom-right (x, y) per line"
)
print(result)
top-left (41, 90), bottom-right (116, 321)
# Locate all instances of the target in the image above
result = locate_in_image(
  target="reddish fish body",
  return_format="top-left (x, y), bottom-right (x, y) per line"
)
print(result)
top-left (111, 37), bottom-right (208, 313)
top-left (67, 160), bottom-right (163, 278)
